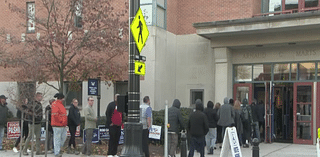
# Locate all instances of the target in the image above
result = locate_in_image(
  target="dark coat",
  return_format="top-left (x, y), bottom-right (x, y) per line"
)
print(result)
top-left (203, 107), bottom-right (219, 128)
top-left (27, 101), bottom-right (43, 124)
top-left (234, 109), bottom-right (243, 134)
top-left (187, 110), bottom-right (209, 137)
top-left (217, 97), bottom-right (235, 126)
top-left (68, 104), bottom-right (81, 126)
top-left (0, 103), bottom-right (8, 125)
top-left (105, 101), bottom-right (116, 128)
top-left (251, 104), bottom-right (259, 122)
top-left (257, 103), bottom-right (265, 122)
top-left (168, 99), bottom-right (185, 133)
top-left (45, 105), bottom-right (53, 132)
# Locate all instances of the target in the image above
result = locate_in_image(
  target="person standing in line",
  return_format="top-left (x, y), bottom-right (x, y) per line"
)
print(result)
top-left (23, 92), bottom-right (44, 155)
top-left (45, 99), bottom-right (55, 154)
top-left (168, 99), bottom-right (185, 157)
top-left (234, 100), bottom-right (244, 146)
top-left (241, 98), bottom-right (251, 148)
top-left (82, 96), bottom-right (97, 156)
top-left (251, 100), bottom-right (260, 142)
top-left (203, 101), bottom-right (219, 155)
top-left (51, 93), bottom-right (68, 157)
top-left (187, 100), bottom-right (209, 157)
top-left (215, 102), bottom-right (223, 148)
top-left (257, 100), bottom-right (265, 142)
top-left (217, 97), bottom-right (235, 141)
top-left (67, 98), bottom-right (81, 154)
top-left (13, 98), bottom-right (29, 153)
top-left (140, 96), bottom-right (152, 157)
top-left (0, 95), bottom-right (8, 151)
top-left (106, 94), bottom-right (122, 157)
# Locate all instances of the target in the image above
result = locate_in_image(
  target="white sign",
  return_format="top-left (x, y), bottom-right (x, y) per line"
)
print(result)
top-left (149, 125), bottom-right (161, 140)
top-left (220, 127), bottom-right (242, 157)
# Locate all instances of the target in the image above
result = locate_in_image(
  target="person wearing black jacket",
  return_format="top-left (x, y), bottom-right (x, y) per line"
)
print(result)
top-left (251, 101), bottom-right (260, 142)
top-left (45, 99), bottom-right (55, 154)
top-left (203, 101), bottom-right (219, 155)
top-left (13, 99), bottom-right (29, 153)
top-left (168, 99), bottom-right (185, 157)
top-left (23, 92), bottom-right (44, 155)
top-left (67, 98), bottom-right (81, 154)
top-left (187, 101), bottom-right (209, 157)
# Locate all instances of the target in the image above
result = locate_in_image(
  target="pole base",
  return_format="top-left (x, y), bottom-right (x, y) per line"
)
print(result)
top-left (120, 122), bottom-right (144, 157)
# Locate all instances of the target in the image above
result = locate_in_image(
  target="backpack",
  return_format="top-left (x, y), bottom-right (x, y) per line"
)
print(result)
top-left (111, 108), bottom-right (122, 126)
top-left (241, 105), bottom-right (249, 121)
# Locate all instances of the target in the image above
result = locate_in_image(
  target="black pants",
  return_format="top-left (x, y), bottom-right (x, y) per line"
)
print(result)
top-left (142, 129), bottom-right (150, 157)
top-left (242, 120), bottom-right (251, 144)
top-left (188, 136), bottom-right (205, 157)
top-left (107, 125), bottom-right (121, 155)
top-left (15, 121), bottom-right (29, 147)
top-left (68, 125), bottom-right (77, 147)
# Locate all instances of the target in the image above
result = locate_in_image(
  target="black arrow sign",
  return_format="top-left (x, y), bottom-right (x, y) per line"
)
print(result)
top-left (138, 65), bottom-right (143, 72)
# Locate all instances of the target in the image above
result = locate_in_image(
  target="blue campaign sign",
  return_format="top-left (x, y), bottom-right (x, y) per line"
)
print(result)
top-left (98, 125), bottom-right (110, 140)
top-left (88, 79), bottom-right (99, 96)
top-left (83, 128), bottom-right (99, 143)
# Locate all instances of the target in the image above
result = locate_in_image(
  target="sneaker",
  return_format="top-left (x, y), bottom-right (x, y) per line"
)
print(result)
top-left (13, 147), bottom-right (19, 153)
top-left (47, 150), bottom-right (54, 154)
top-left (27, 149), bottom-right (31, 153)
top-left (208, 147), bottom-right (214, 154)
top-left (107, 155), bottom-right (113, 157)
top-left (23, 152), bottom-right (29, 155)
top-left (74, 150), bottom-right (80, 155)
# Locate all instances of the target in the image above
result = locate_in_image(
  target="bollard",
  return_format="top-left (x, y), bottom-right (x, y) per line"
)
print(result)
top-left (252, 138), bottom-right (260, 157)
top-left (180, 130), bottom-right (187, 157)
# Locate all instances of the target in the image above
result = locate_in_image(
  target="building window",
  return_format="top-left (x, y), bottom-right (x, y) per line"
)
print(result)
top-left (190, 89), bottom-right (204, 106)
top-left (27, 2), bottom-right (35, 33)
top-left (64, 82), bottom-right (82, 108)
top-left (75, 0), bottom-right (82, 28)
top-left (298, 62), bottom-right (316, 80)
top-left (253, 64), bottom-right (271, 81)
top-left (234, 65), bottom-right (252, 82)
top-left (114, 81), bottom-right (128, 95)
top-left (140, 0), bottom-right (167, 29)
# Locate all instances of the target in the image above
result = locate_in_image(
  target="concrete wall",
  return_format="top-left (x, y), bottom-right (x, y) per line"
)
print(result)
top-left (175, 34), bottom-right (214, 108)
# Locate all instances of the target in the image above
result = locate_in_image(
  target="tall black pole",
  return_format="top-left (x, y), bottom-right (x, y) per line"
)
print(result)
top-left (120, 0), bottom-right (143, 156)
top-left (97, 77), bottom-right (101, 127)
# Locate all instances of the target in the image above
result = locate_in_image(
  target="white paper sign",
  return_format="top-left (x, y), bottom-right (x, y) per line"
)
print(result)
top-left (149, 125), bottom-right (161, 140)
top-left (220, 127), bottom-right (242, 157)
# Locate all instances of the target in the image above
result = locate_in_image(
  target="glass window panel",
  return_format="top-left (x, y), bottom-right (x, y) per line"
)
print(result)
top-left (291, 63), bottom-right (297, 81)
top-left (156, 7), bottom-right (165, 28)
top-left (274, 64), bottom-right (290, 81)
top-left (235, 87), bottom-right (249, 102)
top-left (140, 0), bottom-right (152, 4)
top-left (298, 63), bottom-right (316, 80)
top-left (297, 86), bottom-right (312, 102)
top-left (296, 122), bottom-right (312, 140)
top-left (296, 104), bottom-right (312, 121)
top-left (305, 0), bottom-right (318, 8)
top-left (285, 0), bottom-right (298, 10)
top-left (141, 5), bottom-right (153, 25)
top-left (269, 0), bottom-right (282, 12)
top-left (157, 0), bottom-right (165, 7)
top-left (234, 65), bottom-right (252, 82)
top-left (253, 64), bottom-right (271, 81)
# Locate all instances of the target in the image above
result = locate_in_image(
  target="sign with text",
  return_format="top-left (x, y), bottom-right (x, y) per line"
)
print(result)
top-left (149, 125), bottom-right (161, 140)
top-left (67, 125), bottom-right (81, 136)
top-left (220, 127), bottom-right (242, 157)
top-left (98, 125), bottom-right (124, 144)
top-left (88, 79), bottom-right (99, 96)
top-left (7, 121), bottom-right (20, 139)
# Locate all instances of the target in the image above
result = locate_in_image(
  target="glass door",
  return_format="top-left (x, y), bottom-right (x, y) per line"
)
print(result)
top-left (293, 82), bottom-right (313, 144)
top-left (233, 83), bottom-right (252, 104)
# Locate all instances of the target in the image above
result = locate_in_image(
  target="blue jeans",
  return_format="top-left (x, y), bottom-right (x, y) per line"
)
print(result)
top-left (0, 126), bottom-right (4, 150)
top-left (253, 122), bottom-right (260, 141)
top-left (205, 128), bottom-right (217, 151)
top-left (53, 127), bottom-right (67, 155)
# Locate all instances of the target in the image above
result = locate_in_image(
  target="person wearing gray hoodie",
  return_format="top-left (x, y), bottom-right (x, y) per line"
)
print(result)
top-left (217, 97), bottom-right (235, 141)
top-left (168, 99), bottom-right (185, 157)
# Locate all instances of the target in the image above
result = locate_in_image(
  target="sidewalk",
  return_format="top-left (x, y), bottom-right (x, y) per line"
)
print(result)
top-left (0, 142), bottom-right (317, 157)
top-left (176, 142), bottom-right (317, 157)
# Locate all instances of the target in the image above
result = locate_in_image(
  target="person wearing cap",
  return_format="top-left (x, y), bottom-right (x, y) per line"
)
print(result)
top-left (51, 93), bottom-right (67, 157)
top-left (0, 95), bottom-right (8, 151)
top-left (187, 100), bottom-right (209, 157)
top-left (23, 92), bottom-right (44, 155)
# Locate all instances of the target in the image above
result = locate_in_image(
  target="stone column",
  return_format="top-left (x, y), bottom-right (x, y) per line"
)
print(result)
top-left (214, 47), bottom-right (233, 104)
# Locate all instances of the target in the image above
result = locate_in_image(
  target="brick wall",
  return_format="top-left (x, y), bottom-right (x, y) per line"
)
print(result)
top-left (167, 0), bottom-right (260, 35)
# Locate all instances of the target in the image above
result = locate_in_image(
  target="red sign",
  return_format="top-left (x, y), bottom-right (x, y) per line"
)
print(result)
top-left (67, 125), bottom-right (80, 137)
top-left (7, 121), bottom-right (20, 139)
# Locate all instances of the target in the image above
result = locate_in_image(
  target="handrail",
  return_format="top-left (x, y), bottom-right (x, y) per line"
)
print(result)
top-left (253, 7), bottom-right (320, 17)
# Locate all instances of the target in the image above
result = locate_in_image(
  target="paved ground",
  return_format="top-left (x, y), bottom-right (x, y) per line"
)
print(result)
top-left (0, 142), bottom-right (318, 157)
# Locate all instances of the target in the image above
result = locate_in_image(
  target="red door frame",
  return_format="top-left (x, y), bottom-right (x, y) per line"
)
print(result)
top-left (293, 82), bottom-right (313, 144)
top-left (233, 83), bottom-right (252, 105)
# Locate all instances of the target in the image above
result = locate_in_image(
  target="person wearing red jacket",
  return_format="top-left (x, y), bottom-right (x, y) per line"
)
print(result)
top-left (51, 93), bottom-right (67, 157)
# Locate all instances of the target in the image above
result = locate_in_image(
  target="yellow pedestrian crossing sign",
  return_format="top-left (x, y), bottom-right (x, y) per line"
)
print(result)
top-left (135, 61), bottom-right (145, 76)
top-left (130, 8), bottom-right (149, 53)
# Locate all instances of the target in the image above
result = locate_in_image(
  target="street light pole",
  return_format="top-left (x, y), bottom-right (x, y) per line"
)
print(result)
top-left (120, 0), bottom-right (143, 156)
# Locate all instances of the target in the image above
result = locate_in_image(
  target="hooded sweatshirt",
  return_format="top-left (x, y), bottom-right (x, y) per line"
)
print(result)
top-left (187, 101), bottom-right (209, 137)
top-left (168, 99), bottom-right (185, 133)
top-left (203, 101), bottom-right (219, 128)
top-left (0, 102), bottom-right (8, 125)
top-left (217, 97), bottom-right (235, 127)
